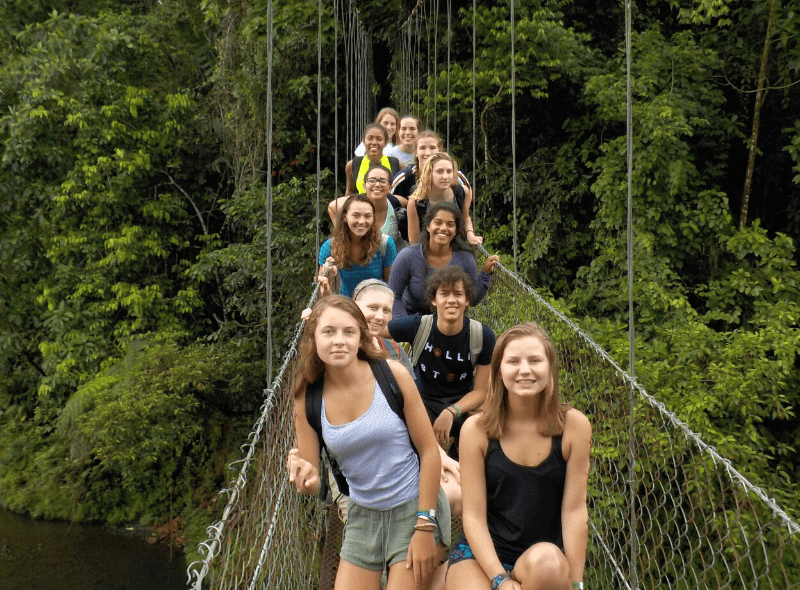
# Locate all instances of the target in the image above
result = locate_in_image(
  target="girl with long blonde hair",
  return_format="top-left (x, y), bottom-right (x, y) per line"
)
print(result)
top-left (407, 152), bottom-right (481, 245)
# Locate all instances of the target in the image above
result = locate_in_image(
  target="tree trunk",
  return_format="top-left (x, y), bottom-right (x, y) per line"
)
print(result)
top-left (740, 0), bottom-right (777, 228)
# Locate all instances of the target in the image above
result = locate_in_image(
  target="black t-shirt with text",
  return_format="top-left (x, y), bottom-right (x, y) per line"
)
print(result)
top-left (388, 313), bottom-right (495, 420)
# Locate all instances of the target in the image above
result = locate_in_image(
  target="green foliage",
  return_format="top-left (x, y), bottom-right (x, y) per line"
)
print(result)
top-left (0, 338), bottom-right (258, 523)
top-left (786, 119), bottom-right (800, 185)
top-left (1, 0), bottom-right (798, 559)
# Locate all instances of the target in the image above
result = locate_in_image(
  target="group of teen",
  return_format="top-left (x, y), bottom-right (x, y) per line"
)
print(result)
top-left (287, 107), bottom-right (593, 590)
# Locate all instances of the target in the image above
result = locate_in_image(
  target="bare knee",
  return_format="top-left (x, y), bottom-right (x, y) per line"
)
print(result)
top-left (513, 543), bottom-right (570, 590)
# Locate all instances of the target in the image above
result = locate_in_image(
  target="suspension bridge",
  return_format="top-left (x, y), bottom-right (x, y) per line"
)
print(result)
top-left (186, 0), bottom-right (800, 588)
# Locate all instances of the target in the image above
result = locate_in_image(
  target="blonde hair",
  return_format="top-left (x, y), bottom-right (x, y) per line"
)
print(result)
top-left (479, 323), bottom-right (570, 439)
top-left (292, 296), bottom-right (387, 399)
top-left (413, 131), bottom-right (444, 182)
top-left (375, 107), bottom-right (400, 145)
top-left (352, 279), bottom-right (395, 303)
top-left (410, 152), bottom-right (458, 204)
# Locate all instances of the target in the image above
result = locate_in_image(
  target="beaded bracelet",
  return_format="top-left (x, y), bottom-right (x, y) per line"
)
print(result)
top-left (449, 404), bottom-right (462, 418)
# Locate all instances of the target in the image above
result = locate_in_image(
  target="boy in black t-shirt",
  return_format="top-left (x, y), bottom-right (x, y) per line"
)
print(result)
top-left (387, 266), bottom-right (496, 448)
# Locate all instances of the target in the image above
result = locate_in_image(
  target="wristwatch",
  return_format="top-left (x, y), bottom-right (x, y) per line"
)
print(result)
top-left (490, 572), bottom-right (512, 590)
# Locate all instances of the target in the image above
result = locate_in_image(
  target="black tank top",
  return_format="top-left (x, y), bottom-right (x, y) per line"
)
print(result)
top-left (414, 185), bottom-right (466, 231)
top-left (485, 436), bottom-right (567, 565)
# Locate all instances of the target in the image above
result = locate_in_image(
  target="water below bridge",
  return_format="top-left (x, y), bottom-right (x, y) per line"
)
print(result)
top-left (0, 508), bottom-right (187, 590)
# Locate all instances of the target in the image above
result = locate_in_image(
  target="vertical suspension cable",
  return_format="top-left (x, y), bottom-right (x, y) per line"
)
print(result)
top-left (418, 10), bottom-right (422, 116)
top-left (344, 0), bottom-right (348, 156)
top-left (624, 0), bottom-right (639, 588)
top-left (316, 0), bottom-right (323, 258)
top-left (510, 0), bottom-right (518, 322)
top-left (472, 0), bottom-right (478, 223)
top-left (433, 0), bottom-right (439, 133)
top-left (264, 0), bottom-right (275, 384)
top-left (425, 2), bottom-right (431, 125)
top-left (510, 1), bottom-right (518, 256)
top-left (334, 0), bottom-right (339, 196)
top-left (446, 0), bottom-right (451, 152)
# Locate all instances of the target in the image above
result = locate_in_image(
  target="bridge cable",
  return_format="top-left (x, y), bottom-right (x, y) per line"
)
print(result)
top-left (315, 0), bottom-right (323, 261)
top-left (334, 0), bottom-right (339, 197)
top-left (446, 0), bottom-right (451, 153)
top-left (510, 0), bottom-right (519, 323)
top-left (624, 0), bottom-right (639, 587)
top-left (264, 0), bottom-right (275, 385)
top-left (472, 0), bottom-right (478, 226)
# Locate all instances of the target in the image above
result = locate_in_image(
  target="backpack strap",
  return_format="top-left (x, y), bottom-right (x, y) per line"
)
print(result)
top-left (380, 233), bottom-right (388, 259)
top-left (410, 314), bottom-right (435, 367)
top-left (304, 375), bottom-right (350, 497)
top-left (305, 376), bottom-right (324, 442)
top-left (369, 359), bottom-right (418, 458)
top-left (468, 319), bottom-right (484, 369)
top-left (370, 359), bottom-right (404, 418)
top-left (453, 184), bottom-right (466, 214)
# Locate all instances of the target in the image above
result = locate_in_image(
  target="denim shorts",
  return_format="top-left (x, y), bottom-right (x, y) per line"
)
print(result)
top-left (340, 487), bottom-right (451, 571)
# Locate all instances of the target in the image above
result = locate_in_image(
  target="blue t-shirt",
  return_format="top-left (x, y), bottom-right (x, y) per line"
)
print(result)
top-left (318, 237), bottom-right (397, 297)
top-left (388, 314), bottom-right (495, 419)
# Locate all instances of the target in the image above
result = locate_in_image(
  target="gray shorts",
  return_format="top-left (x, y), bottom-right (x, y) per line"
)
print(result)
top-left (340, 487), bottom-right (451, 571)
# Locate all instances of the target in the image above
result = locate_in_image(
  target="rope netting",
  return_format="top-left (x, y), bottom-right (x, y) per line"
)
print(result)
top-left (186, 252), bottom-right (800, 589)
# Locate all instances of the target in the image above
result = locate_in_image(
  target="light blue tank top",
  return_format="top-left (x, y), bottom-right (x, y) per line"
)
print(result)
top-left (321, 382), bottom-right (419, 509)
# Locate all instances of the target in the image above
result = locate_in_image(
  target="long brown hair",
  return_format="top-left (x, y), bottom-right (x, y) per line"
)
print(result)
top-left (479, 323), bottom-right (570, 439)
top-left (331, 194), bottom-right (380, 268)
top-left (413, 131), bottom-right (444, 183)
top-left (292, 296), bottom-right (386, 399)
top-left (411, 152), bottom-right (457, 203)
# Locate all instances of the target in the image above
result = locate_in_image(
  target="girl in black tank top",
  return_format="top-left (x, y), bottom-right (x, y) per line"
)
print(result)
top-left (446, 322), bottom-right (592, 590)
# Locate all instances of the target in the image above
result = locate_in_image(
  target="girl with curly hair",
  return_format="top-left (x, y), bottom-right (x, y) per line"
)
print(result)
top-left (318, 194), bottom-right (397, 297)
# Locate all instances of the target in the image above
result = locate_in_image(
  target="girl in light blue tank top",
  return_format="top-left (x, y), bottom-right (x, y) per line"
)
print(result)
top-left (287, 296), bottom-right (450, 589)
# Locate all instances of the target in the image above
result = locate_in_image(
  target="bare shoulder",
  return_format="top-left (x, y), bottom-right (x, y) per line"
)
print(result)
top-left (293, 389), bottom-right (307, 419)
top-left (564, 407), bottom-right (591, 435)
top-left (461, 414), bottom-right (489, 450)
top-left (562, 408), bottom-right (592, 460)
top-left (387, 358), bottom-right (412, 382)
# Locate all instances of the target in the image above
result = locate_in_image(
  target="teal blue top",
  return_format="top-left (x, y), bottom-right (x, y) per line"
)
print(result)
top-left (319, 237), bottom-right (397, 297)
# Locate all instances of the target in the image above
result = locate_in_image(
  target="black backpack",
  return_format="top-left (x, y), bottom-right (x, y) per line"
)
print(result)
top-left (304, 359), bottom-right (417, 497)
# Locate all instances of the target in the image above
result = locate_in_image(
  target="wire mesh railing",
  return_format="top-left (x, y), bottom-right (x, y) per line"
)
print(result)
top-left (469, 246), bottom-right (800, 590)
top-left (187, 245), bottom-right (799, 589)
top-left (186, 285), bottom-right (326, 590)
